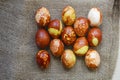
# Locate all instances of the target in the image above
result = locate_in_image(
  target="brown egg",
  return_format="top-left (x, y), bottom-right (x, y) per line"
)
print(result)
top-left (48, 19), bottom-right (63, 38)
top-left (87, 28), bottom-right (102, 47)
top-left (35, 7), bottom-right (50, 28)
top-left (73, 37), bottom-right (89, 56)
top-left (36, 50), bottom-right (50, 69)
top-left (74, 17), bottom-right (89, 36)
top-left (61, 49), bottom-right (76, 68)
top-left (62, 6), bottom-right (76, 25)
top-left (85, 49), bottom-right (100, 69)
top-left (61, 26), bottom-right (76, 46)
top-left (50, 39), bottom-right (64, 57)
top-left (35, 29), bottom-right (50, 49)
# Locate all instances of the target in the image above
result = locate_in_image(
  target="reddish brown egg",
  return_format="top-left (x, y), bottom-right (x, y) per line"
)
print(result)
top-left (73, 37), bottom-right (89, 56)
top-left (74, 17), bottom-right (89, 36)
top-left (48, 19), bottom-right (63, 38)
top-left (61, 49), bottom-right (76, 68)
top-left (35, 29), bottom-right (50, 49)
top-left (35, 7), bottom-right (50, 28)
top-left (87, 28), bottom-right (102, 47)
top-left (36, 50), bottom-right (50, 69)
top-left (61, 26), bottom-right (76, 46)
top-left (85, 49), bottom-right (100, 69)
top-left (50, 39), bottom-right (64, 57)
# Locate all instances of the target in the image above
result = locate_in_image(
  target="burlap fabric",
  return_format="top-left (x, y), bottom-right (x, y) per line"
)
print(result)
top-left (0, 0), bottom-right (119, 80)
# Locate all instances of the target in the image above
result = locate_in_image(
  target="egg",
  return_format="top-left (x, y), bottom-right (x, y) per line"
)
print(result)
top-left (61, 49), bottom-right (76, 68)
top-left (62, 6), bottom-right (76, 25)
top-left (88, 8), bottom-right (102, 27)
top-left (35, 7), bottom-right (50, 28)
top-left (50, 39), bottom-right (64, 57)
top-left (85, 49), bottom-right (100, 69)
top-left (36, 50), bottom-right (50, 69)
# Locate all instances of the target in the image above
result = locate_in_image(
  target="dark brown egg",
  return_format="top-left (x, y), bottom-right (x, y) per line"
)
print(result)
top-left (87, 27), bottom-right (102, 47)
top-left (35, 29), bottom-right (50, 49)
top-left (61, 26), bottom-right (76, 46)
top-left (48, 19), bottom-right (63, 38)
top-left (73, 37), bottom-right (89, 56)
top-left (36, 50), bottom-right (50, 69)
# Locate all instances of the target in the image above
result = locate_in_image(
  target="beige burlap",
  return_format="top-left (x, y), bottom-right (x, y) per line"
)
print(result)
top-left (0, 0), bottom-right (119, 80)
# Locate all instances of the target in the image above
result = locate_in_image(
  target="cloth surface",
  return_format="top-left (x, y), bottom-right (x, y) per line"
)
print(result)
top-left (0, 0), bottom-right (119, 80)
